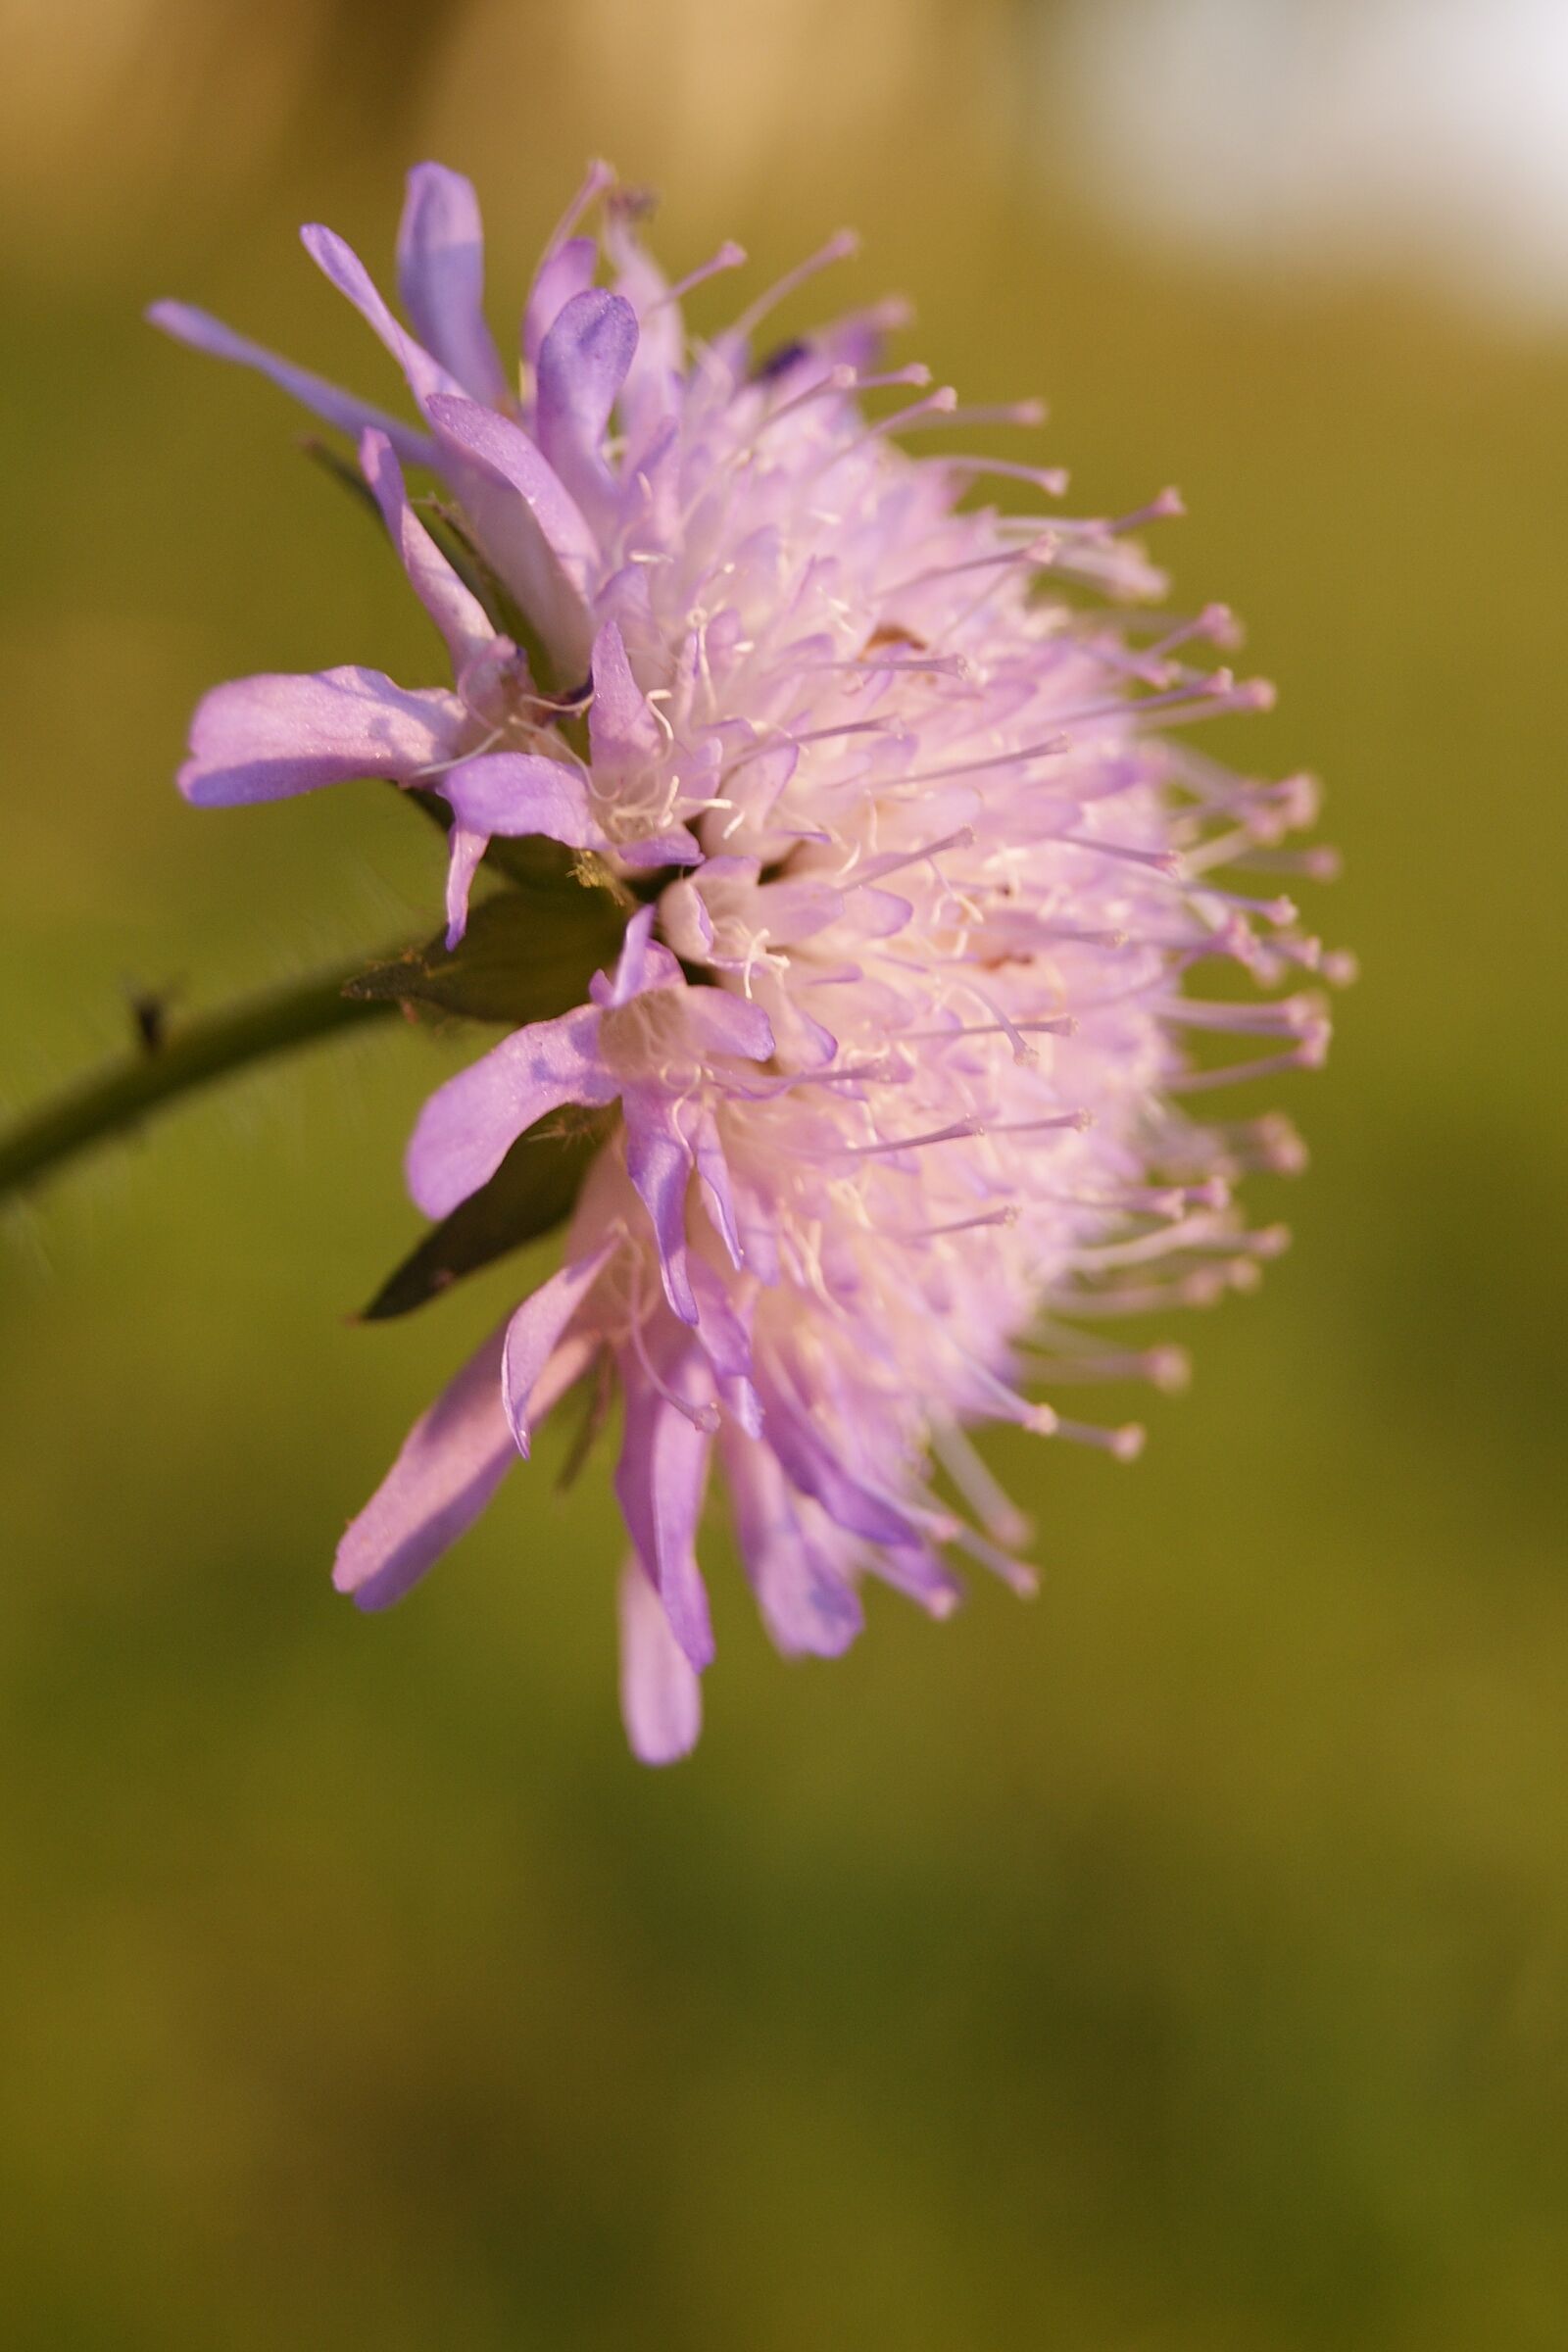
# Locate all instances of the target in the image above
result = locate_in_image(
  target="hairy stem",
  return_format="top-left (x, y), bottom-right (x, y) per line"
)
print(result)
top-left (0, 955), bottom-right (407, 1205)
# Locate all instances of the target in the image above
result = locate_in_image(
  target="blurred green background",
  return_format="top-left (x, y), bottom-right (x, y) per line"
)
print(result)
top-left (2, 1), bottom-right (1564, 2345)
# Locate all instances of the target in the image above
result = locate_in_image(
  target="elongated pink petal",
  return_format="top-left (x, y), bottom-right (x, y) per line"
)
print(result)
top-left (682, 989), bottom-right (776, 1063)
top-left (603, 903), bottom-right (660, 1005)
top-left (721, 1428), bottom-right (864, 1658)
top-left (614, 828), bottom-right (703, 871)
top-left (618, 1558), bottom-right (702, 1765)
top-left (500, 1237), bottom-right (617, 1454)
top-left (614, 1351), bottom-right (715, 1671)
top-left (689, 1100), bottom-right (743, 1268)
top-left (623, 1087), bottom-right (697, 1325)
top-left (406, 1005), bottom-right (617, 1220)
top-left (301, 223), bottom-right (464, 412)
top-left (435, 751), bottom-right (609, 945)
top-left (428, 394), bottom-right (600, 573)
top-left (426, 395), bottom-right (597, 674)
top-left (178, 667), bottom-right (463, 806)
top-left (396, 164), bottom-right (509, 409)
top-left (360, 427), bottom-right (491, 669)
top-left (442, 825), bottom-right (488, 951)
top-left (334, 1324), bottom-right (514, 1610)
top-left (523, 236), bottom-right (598, 370)
top-left (535, 288), bottom-right (638, 514)
top-left (145, 300), bottom-right (434, 464)
top-left (589, 618), bottom-right (663, 769)
top-left (438, 751), bottom-right (603, 845)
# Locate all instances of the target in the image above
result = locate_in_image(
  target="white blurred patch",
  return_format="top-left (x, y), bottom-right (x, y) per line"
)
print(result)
top-left (1041, 0), bottom-right (1568, 321)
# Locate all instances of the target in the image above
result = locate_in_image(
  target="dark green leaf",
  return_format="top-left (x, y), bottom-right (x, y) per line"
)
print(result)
top-left (361, 1111), bottom-right (612, 1320)
top-left (343, 884), bottom-right (625, 1026)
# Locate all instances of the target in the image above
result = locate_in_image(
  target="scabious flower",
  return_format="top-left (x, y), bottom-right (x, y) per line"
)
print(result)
top-left (156, 164), bottom-right (1341, 1762)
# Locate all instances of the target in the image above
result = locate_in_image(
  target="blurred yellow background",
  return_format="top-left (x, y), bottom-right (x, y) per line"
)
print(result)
top-left (2, 2), bottom-right (1565, 2345)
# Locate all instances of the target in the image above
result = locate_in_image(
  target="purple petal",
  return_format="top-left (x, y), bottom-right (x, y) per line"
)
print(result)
top-left (438, 751), bottom-right (604, 846)
top-left (722, 1430), bottom-right (865, 1658)
top-left (396, 164), bottom-right (509, 408)
top-left (523, 236), bottom-right (598, 370)
top-left (687, 1254), bottom-right (753, 1382)
top-left (178, 667), bottom-right (463, 806)
top-left (623, 1088), bottom-right (698, 1324)
top-left (300, 223), bottom-right (464, 411)
top-left (871, 1544), bottom-right (966, 1619)
top-left (145, 301), bottom-right (432, 466)
top-left (426, 397), bottom-right (598, 574)
top-left (426, 396), bottom-right (597, 672)
top-left (604, 903), bottom-right (659, 1005)
top-left (588, 619), bottom-right (663, 767)
top-left (501, 1237), bottom-right (616, 1455)
top-left (657, 878), bottom-right (714, 962)
top-left (334, 1323), bottom-right (513, 1610)
top-left (614, 1351), bottom-right (715, 1671)
top-left (535, 289), bottom-right (638, 514)
top-left (689, 1100), bottom-right (744, 1269)
top-left (752, 1367), bottom-right (923, 1549)
top-left (613, 827), bottom-right (703, 871)
top-left (436, 751), bottom-right (607, 946)
top-left (443, 825), bottom-right (488, 950)
top-left (618, 1558), bottom-right (702, 1765)
top-left (683, 989), bottom-right (776, 1063)
top-left (406, 1005), bottom-right (617, 1220)
top-left (360, 427), bottom-right (491, 669)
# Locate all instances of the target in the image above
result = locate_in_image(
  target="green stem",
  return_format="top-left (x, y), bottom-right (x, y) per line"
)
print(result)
top-left (0, 953), bottom-right (408, 1204)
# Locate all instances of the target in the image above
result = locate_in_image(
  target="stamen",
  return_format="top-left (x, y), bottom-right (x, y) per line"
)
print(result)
top-left (837, 1117), bottom-right (984, 1157)
top-left (649, 241), bottom-right (748, 309)
top-left (837, 825), bottom-right (975, 886)
top-left (727, 229), bottom-right (860, 343)
top-left (1176, 1224), bottom-right (1292, 1261)
top-left (905, 400), bottom-right (1047, 430)
top-left (857, 386), bottom-right (959, 441)
top-left (884, 726), bottom-right (1070, 789)
top-left (1049, 1417), bottom-right (1147, 1460)
top-left (1166, 1034), bottom-right (1328, 1093)
top-left (939, 456), bottom-right (1070, 496)
top-left (1054, 835), bottom-right (1185, 876)
top-left (950, 1523), bottom-right (1039, 1597)
top-left (721, 714), bottom-right (896, 781)
top-left (1026, 1346), bottom-right (1192, 1392)
top-left (899, 1205), bottom-right (1020, 1241)
top-left (931, 1419), bottom-right (1033, 1548)
top-left (1049, 672), bottom-right (1275, 733)
top-left (1158, 993), bottom-right (1326, 1037)
top-left (544, 158), bottom-right (614, 258)
top-left (897, 1021), bottom-right (1078, 1050)
top-left (882, 535), bottom-right (1057, 601)
top-left (944, 1342), bottom-right (1058, 1436)
top-left (1052, 1270), bottom-right (1229, 1318)
top-left (986, 1109), bottom-right (1094, 1135)
top-left (802, 652), bottom-right (973, 682)
top-left (1102, 487), bottom-right (1185, 533)
top-left (1148, 604), bottom-right (1241, 658)
top-left (1230, 845), bottom-right (1344, 882)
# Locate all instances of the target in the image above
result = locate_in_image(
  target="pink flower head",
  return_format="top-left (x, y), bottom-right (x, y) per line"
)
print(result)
top-left (160, 164), bottom-right (1342, 1762)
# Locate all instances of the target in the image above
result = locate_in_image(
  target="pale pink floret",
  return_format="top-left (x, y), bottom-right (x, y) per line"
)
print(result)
top-left (159, 164), bottom-right (1339, 1761)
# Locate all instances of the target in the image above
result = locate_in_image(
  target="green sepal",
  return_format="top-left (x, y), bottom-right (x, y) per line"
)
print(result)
top-left (343, 884), bottom-right (625, 1027)
top-left (299, 435), bottom-right (383, 527)
top-left (361, 1110), bottom-right (613, 1321)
